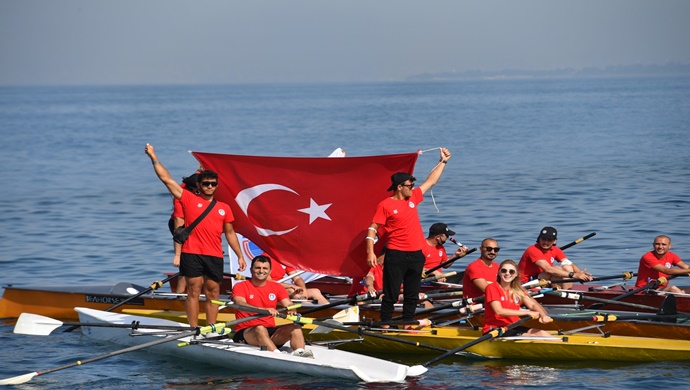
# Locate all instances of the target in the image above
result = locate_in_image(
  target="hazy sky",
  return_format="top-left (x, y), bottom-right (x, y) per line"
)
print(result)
top-left (2, 0), bottom-right (689, 85)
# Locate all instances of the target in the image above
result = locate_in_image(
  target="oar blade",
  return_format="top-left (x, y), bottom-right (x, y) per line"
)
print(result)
top-left (14, 313), bottom-right (64, 336)
top-left (309, 319), bottom-right (343, 334)
top-left (0, 372), bottom-right (38, 385)
top-left (406, 365), bottom-right (428, 377)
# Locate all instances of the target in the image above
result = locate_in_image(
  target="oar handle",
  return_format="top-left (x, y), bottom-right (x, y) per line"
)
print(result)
top-left (549, 271), bottom-right (636, 285)
top-left (421, 271), bottom-right (456, 284)
top-left (558, 232), bottom-right (596, 251)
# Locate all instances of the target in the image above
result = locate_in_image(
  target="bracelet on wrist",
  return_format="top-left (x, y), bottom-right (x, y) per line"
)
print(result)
top-left (152, 160), bottom-right (160, 166)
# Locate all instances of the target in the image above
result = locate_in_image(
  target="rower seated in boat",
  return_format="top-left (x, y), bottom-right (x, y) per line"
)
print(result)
top-left (483, 259), bottom-right (553, 337)
top-left (635, 235), bottom-right (690, 293)
top-left (232, 255), bottom-right (314, 358)
top-left (518, 226), bottom-right (593, 289)
top-left (263, 252), bottom-right (329, 304)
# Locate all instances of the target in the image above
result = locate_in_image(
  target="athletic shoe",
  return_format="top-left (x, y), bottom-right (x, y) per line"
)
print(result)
top-left (292, 348), bottom-right (315, 359)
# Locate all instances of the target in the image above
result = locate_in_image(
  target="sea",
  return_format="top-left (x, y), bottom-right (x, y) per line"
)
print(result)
top-left (0, 76), bottom-right (689, 389)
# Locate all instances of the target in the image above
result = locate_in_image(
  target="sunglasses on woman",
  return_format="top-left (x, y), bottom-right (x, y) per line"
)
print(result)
top-left (500, 268), bottom-right (516, 275)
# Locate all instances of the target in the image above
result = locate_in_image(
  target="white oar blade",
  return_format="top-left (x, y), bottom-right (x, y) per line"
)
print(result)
top-left (406, 365), bottom-right (428, 377)
top-left (332, 306), bottom-right (359, 323)
top-left (0, 372), bottom-right (38, 385)
top-left (14, 313), bottom-right (64, 336)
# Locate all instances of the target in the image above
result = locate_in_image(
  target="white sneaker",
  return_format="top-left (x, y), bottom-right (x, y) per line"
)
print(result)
top-left (292, 348), bottom-right (315, 359)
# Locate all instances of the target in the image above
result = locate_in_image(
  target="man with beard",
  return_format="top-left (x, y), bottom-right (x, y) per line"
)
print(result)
top-left (462, 238), bottom-right (500, 299)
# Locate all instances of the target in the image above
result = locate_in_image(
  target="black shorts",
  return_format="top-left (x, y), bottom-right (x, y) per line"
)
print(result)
top-left (180, 253), bottom-right (224, 282)
top-left (233, 326), bottom-right (280, 344)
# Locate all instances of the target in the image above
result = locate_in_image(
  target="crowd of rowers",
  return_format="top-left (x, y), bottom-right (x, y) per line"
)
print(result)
top-left (225, 226), bottom-right (687, 356)
top-left (146, 144), bottom-right (686, 358)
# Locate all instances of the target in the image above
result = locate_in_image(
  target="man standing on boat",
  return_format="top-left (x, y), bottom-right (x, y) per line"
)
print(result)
top-left (422, 222), bottom-right (467, 282)
top-left (232, 255), bottom-right (313, 358)
top-left (462, 238), bottom-right (500, 299)
top-left (635, 235), bottom-right (690, 293)
top-left (145, 144), bottom-right (246, 328)
top-left (517, 226), bottom-right (592, 288)
top-left (365, 148), bottom-right (452, 326)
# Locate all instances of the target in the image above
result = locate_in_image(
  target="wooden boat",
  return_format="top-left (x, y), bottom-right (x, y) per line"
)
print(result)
top-left (75, 307), bottom-right (425, 382)
top-left (304, 324), bottom-right (690, 362)
top-left (0, 283), bottom-right (193, 320)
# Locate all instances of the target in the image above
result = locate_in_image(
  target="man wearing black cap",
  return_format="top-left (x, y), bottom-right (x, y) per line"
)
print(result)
top-left (365, 147), bottom-right (452, 325)
top-left (422, 223), bottom-right (468, 282)
top-left (517, 226), bottom-right (593, 288)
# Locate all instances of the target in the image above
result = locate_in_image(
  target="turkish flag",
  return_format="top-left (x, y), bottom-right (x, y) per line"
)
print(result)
top-left (191, 151), bottom-right (419, 278)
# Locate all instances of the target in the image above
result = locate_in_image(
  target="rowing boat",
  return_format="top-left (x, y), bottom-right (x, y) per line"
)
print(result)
top-left (75, 307), bottom-right (425, 382)
top-left (304, 324), bottom-right (690, 361)
top-left (0, 283), bottom-right (193, 320)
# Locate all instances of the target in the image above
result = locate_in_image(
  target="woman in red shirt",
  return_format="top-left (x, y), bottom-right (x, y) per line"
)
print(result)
top-left (483, 259), bottom-right (553, 336)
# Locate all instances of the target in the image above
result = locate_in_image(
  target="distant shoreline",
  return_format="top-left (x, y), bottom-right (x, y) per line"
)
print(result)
top-left (407, 63), bottom-right (690, 81)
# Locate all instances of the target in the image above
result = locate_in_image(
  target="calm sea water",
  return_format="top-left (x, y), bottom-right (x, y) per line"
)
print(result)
top-left (1, 77), bottom-right (689, 388)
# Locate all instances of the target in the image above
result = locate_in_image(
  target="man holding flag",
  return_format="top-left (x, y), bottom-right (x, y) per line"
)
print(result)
top-left (365, 147), bottom-right (452, 326)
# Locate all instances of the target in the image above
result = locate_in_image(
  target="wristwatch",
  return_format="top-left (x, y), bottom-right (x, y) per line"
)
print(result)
top-left (568, 272), bottom-right (575, 278)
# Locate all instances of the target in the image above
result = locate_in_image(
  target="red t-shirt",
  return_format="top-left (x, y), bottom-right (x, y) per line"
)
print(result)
top-left (422, 242), bottom-right (448, 270)
top-left (635, 251), bottom-right (683, 288)
top-left (232, 280), bottom-right (289, 332)
top-left (518, 244), bottom-right (568, 283)
top-left (482, 282), bottom-right (523, 334)
top-left (371, 187), bottom-right (425, 251)
top-left (179, 191), bottom-right (234, 258)
top-left (349, 263), bottom-right (384, 297)
top-left (462, 258), bottom-right (498, 299)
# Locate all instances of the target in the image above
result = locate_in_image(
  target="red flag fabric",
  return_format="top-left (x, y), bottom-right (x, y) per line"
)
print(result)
top-left (191, 151), bottom-right (419, 278)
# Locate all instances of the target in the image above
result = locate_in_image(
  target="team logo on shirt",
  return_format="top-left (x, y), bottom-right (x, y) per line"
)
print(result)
top-left (269, 293), bottom-right (277, 301)
top-left (197, 203), bottom-right (203, 208)
top-left (393, 209), bottom-right (399, 214)
top-left (514, 296), bottom-right (520, 304)
top-left (666, 262), bottom-right (672, 268)
top-left (219, 209), bottom-right (226, 216)
top-left (438, 250), bottom-right (444, 257)
top-left (249, 294), bottom-right (255, 299)
top-left (408, 202), bottom-right (415, 208)
top-left (500, 296), bottom-right (505, 302)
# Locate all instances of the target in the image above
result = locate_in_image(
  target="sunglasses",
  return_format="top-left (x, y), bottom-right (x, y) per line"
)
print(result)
top-left (500, 268), bottom-right (516, 275)
top-left (400, 183), bottom-right (415, 188)
top-left (200, 181), bottom-right (218, 187)
top-left (484, 246), bottom-right (500, 252)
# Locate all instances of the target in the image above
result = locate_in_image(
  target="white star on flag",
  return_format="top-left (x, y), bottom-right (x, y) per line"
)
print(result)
top-left (298, 198), bottom-right (332, 224)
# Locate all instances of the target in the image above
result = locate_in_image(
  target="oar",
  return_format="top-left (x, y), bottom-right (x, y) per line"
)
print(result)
top-left (547, 290), bottom-right (667, 312)
top-left (0, 328), bottom-right (199, 385)
top-left (297, 291), bottom-right (378, 316)
top-left (558, 232), bottom-right (596, 251)
top-left (14, 313), bottom-right (193, 336)
top-left (423, 247), bottom-right (477, 276)
top-left (587, 275), bottom-right (677, 310)
top-left (421, 271), bottom-right (457, 284)
top-left (541, 271), bottom-right (636, 286)
top-left (421, 316), bottom-right (533, 367)
top-left (64, 273), bottom-right (181, 333)
top-left (214, 300), bottom-right (452, 353)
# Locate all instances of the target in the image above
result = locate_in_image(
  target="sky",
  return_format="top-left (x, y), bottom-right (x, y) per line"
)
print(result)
top-left (1, 0), bottom-right (689, 85)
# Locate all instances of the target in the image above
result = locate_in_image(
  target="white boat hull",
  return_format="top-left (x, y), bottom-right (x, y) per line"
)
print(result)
top-left (75, 307), bottom-right (423, 382)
